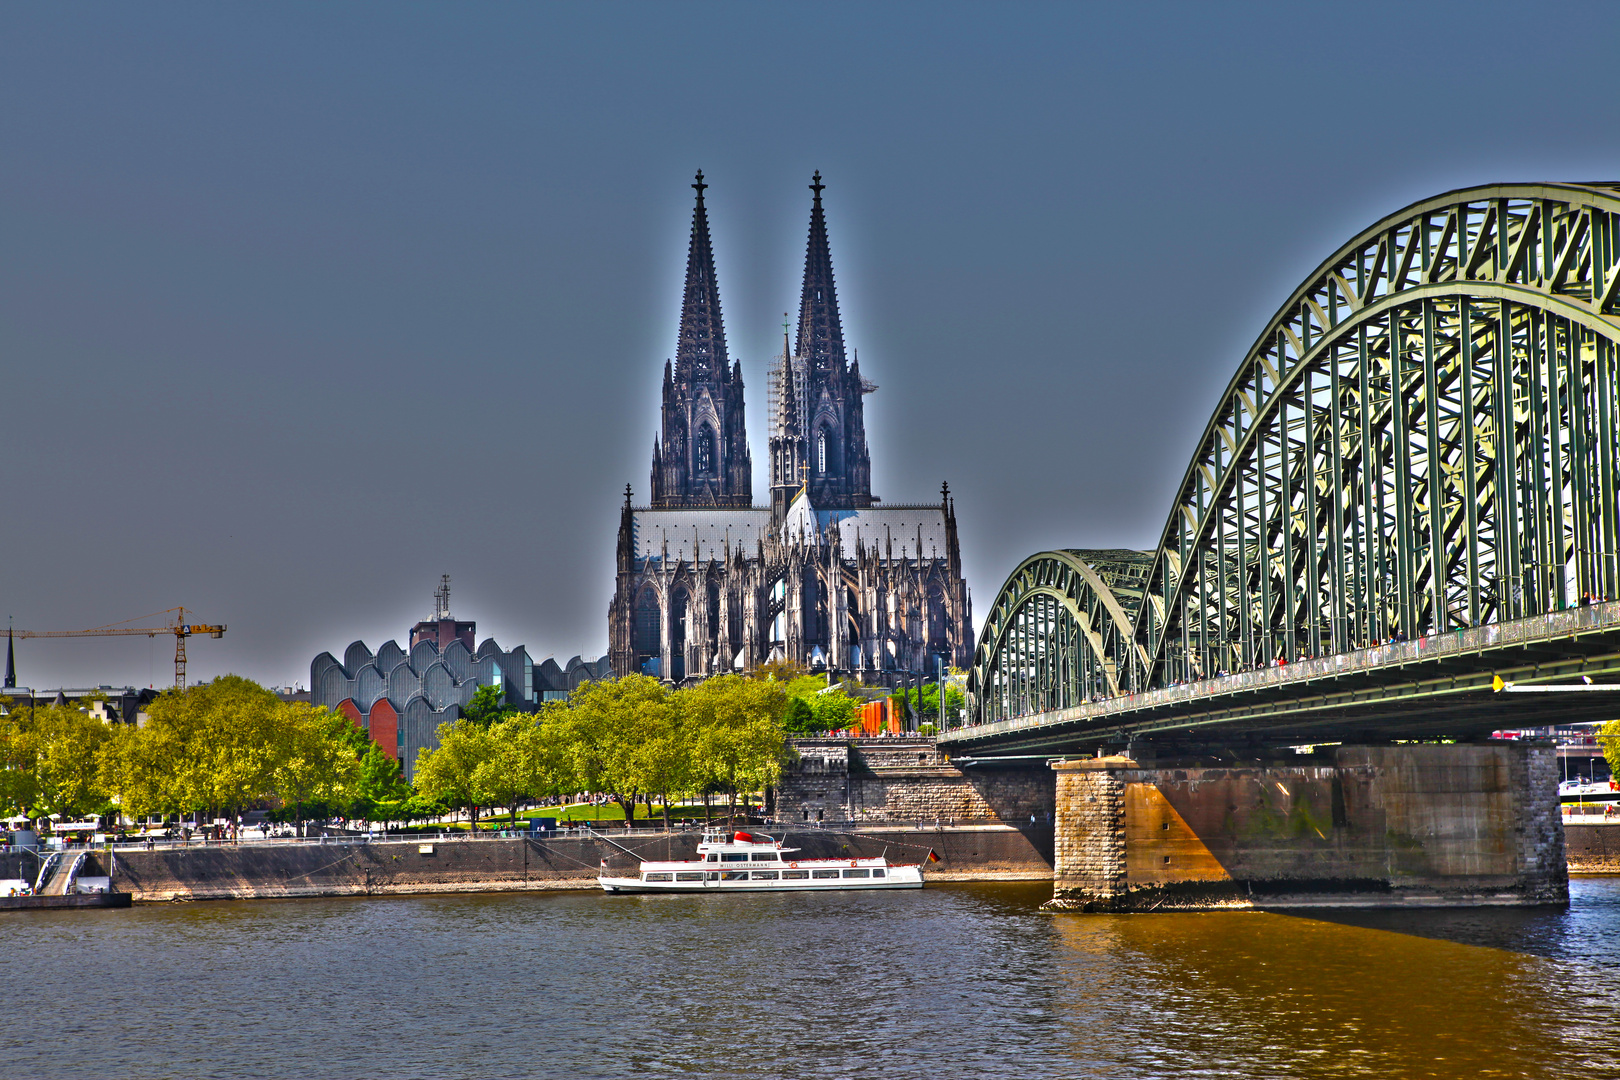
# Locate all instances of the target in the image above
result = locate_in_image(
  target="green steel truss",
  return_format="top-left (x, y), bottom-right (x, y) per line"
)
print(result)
top-left (971, 183), bottom-right (1620, 724)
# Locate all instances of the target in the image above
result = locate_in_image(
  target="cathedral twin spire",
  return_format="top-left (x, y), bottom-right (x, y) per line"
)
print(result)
top-left (651, 171), bottom-right (751, 508)
top-left (796, 171), bottom-right (846, 376)
top-left (651, 171), bottom-right (872, 517)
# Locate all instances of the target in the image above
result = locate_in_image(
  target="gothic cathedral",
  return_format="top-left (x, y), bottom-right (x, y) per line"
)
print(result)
top-left (609, 173), bottom-right (972, 685)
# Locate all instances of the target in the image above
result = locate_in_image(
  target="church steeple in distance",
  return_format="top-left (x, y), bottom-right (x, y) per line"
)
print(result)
top-left (790, 171), bottom-right (871, 512)
top-left (650, 171), bottom-right (753, 509)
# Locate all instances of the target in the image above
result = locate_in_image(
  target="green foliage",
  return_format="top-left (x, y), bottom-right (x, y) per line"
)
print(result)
top-left (548, 674), bottom-right (671, 828)
top-left (891, 681), bottom-right (965, 725)
top-left (0, 701), bottom-right (114, 818)
top-left (474, 713), bottom-right (557, 823)
top-left (463, 683), bottom-right (514, 727)
top-left (781, 675), bottom-right (859, 735)
top-left (272, 702), bottom-right (362, 822)
top-left (1600, 719), bottom-right (1620, 781)
top-left (679, 674), bottom-right (789, 818)
top-left (412, 708), bottom-right (566, 827)
top-left (94, 676), bottom-right (364, 824)
top-left (782, 697), bottom-right (816, 734)
top-left (357, 741), bottom-right (409, 802)
top-left (404, 672), bottom-right (796, 831)
top-left (413, 718), bottom-right (494, 827)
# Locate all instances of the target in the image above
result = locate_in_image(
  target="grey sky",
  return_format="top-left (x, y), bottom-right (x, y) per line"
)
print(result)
top-left (6, 2), bottom-right (1620, 690)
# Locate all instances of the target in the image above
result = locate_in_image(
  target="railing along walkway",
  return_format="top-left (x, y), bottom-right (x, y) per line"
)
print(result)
top-left (950, 600), bottom-right (1620, 742)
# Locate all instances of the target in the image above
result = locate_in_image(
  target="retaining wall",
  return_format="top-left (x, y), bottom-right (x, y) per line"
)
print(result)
top-left (0, 825), bottom-right (1052, 904)
top-left (1566, 821), bottom-right (1620, 872)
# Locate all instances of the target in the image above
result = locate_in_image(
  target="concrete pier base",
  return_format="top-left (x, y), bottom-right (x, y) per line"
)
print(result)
top-left (1049, 743), bottom-right (1567, 911)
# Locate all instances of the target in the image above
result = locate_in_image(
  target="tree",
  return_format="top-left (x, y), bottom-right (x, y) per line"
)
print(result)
top-left (357, 741), bottom-right (410, 805)
top-left (678, 675), bottom-right (789, 820)
top-left (782, 696), bottom-right (817, 734)
top-left (549, 674), bottom-right (670, 829)
top-left (780, 675), bottom-right (859, 735)
top-left (463, 684), bottom-right (514, 727)
top-left (472, 713), bottom-right (558, 824)
top-left (271, 703), bottom-right (362, 830)
top-left (629, 701), bottom-right (693, 829)
top-left (103, 676), bottom-right (286, 824)
top-left (413, 719), bottom-right (493, 828)
top-left (0, 702), bottom-right (113, 820)
top-left (1600, 719), bottom-right (1620, 781)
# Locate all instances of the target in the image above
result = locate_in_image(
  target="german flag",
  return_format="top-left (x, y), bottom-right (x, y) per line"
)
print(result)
top-left (927, 848), bottom-right (941, 863)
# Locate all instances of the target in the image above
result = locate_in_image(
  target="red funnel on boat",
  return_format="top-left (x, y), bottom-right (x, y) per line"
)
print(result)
top-left (734, 831), bottom-right (754, 843)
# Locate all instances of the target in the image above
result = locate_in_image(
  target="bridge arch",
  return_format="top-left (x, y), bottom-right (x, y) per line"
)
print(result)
top-left (971, 183), bottom-right (1620, 721)
top-left (968, 550), bottom-right (1151, 723)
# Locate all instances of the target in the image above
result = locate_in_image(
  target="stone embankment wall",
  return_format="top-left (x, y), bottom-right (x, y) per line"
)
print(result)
top-left (781, 737), bottom-right (1055, 824)
top-left (1566, 821), bottom-right (1620, 872)
top-left (1052, 743), bottom-right (1568, 911)
top-left (0, 825), bottom-right (1051, 904)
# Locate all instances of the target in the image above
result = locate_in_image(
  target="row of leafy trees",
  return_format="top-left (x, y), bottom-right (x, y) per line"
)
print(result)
top-left (0, 676), bottom-right (406, 827)
top-left (413, 673), bottom-right (792, 828)
top-left (2, 663), bottom-right (881, 831)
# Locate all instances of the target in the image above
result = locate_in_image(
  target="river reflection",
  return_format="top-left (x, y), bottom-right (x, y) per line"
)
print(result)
top-left (4, 879), bottom-right (1616, 1079)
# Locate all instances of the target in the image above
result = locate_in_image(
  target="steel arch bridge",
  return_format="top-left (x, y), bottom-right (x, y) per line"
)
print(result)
top-left (967, 183), bottom-right (1620, 738)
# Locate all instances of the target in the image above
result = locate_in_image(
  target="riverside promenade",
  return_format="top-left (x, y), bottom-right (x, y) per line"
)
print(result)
top-left (0, 822), bottom-right (1053, 903)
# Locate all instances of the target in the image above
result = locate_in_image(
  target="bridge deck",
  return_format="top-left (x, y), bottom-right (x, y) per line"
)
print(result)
top-left (944, 602), bottom-right (1620, 756)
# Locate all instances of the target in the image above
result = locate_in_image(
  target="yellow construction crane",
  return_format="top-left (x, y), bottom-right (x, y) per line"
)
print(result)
top-left (11, 607), bottom-right (227, 689)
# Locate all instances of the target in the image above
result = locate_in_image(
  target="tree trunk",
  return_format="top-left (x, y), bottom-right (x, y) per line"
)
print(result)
top-left (661, 791), bottom-right (671, 830)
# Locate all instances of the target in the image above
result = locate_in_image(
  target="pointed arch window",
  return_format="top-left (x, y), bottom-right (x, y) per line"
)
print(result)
top-left (817, 431), bottom-right (828, 475)
top-left (696, 424), bottom-right (715, 475)
top-left (634, 590), bottom-right (661, 665)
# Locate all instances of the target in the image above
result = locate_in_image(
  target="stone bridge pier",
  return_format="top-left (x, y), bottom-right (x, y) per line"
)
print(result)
top-left (1050, 742), bottom-right (1567, 910)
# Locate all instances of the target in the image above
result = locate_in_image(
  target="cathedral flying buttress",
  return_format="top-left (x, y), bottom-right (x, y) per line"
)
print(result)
top-left (609, 172), bottom-right (972, 686)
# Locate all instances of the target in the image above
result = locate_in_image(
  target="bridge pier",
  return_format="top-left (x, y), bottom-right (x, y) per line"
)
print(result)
top-left (1049, 742), bottom-right (1566, 910)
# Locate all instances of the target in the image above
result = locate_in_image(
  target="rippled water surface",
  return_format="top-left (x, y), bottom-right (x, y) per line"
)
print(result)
top-left (6, 879), bottom-right (1620, 1079)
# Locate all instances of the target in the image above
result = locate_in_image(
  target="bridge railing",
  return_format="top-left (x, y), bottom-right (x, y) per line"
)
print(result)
top-left (957, 600), bottom-right (1620, 735)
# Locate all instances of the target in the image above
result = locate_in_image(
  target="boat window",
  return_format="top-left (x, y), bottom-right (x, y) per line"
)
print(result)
top-left (721, 871), bottom-right (748, 881)
top-left (706, 854), bottom-right (719, 862)
top-left (871, 868), bottom-right (885, 878)
top-left (843, 869), bottom-right (871, 879)
top-left (675, 872), bottom-right (705, 882)
top-left (752, 871), bottom-right (779, 880)
top-left (754, 852), bottom-right (779, 861)
top-left (782, 870), bottom-right (809, 879)
top-left (643, 873), bottom-right (674, 882)
top-left (721, 853), bottom-right (748, 863)
top-left (707, 872), bottom-right (720, 881)
top-left (811, 869), bottom-right (840, 879)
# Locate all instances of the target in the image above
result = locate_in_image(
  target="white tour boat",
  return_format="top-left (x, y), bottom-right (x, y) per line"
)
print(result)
top-left (599, 828), bottom-right (925, 893)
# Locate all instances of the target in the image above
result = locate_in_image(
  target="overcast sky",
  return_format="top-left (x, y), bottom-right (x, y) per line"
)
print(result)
top-left (7, 2), bottom-right (1620, 690)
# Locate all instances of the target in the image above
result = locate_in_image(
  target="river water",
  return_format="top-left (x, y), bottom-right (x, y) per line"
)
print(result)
top-left (6, 879), bottom-right (1619, 1079)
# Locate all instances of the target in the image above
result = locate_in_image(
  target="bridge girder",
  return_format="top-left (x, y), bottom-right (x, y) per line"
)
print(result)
top-left (968, 183), bottom-right (1620, 739)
